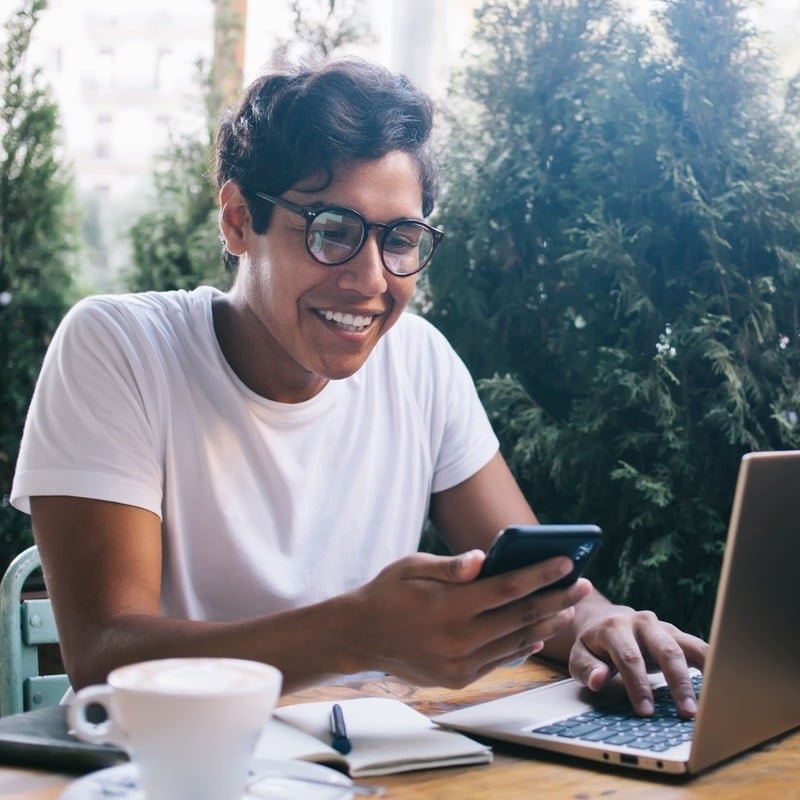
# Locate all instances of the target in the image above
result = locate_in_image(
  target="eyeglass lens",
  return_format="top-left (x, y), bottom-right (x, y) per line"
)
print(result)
top-left (307, 209), bottom-right (435, 275)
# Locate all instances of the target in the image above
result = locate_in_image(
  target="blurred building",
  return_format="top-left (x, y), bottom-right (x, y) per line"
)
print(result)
top-left (11, 0), bottom-right (214, 289)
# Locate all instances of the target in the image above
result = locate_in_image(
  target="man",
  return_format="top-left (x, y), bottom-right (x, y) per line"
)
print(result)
top-left (11, 59), bottom-right (705, 717)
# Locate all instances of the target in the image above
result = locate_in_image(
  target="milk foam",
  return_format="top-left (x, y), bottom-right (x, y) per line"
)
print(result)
top-left (112, 658), bottom-right (274, 694)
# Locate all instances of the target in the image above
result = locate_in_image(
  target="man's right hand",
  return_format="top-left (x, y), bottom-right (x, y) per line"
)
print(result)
top-left (331, 550), bottom-right (592, 688)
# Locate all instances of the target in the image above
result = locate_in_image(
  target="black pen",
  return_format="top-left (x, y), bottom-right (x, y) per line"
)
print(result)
top-left (329, 703), bottom-right (352, 755)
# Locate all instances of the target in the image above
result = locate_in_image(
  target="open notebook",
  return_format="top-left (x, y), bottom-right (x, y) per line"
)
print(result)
top-left (258, 696), bottom-right (491, 777)
top-left (434, 450), bottom-right (800, 775)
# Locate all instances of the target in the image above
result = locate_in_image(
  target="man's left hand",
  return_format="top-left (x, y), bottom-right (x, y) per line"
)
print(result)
top-left (567, 603), bottom-right (708, 718)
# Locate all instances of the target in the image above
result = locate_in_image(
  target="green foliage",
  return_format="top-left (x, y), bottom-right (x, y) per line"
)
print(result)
top-left (424, 0), bottom-right (800, 635)
top-left (0, 0), bottom-right (77, 569)
top-left (126, 128), bottom-right (227, 293)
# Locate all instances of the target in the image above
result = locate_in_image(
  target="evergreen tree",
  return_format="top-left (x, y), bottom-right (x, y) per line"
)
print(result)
top-left (0, 0), bottom-right (77, 569)
top-left (424, 0), bottom-right (800, 634)
top-left (125, 126), bottom-right (226, 293)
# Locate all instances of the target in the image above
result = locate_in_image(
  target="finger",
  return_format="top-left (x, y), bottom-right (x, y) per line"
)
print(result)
top-left (639, 625), bottom-right (709, 718)
top-left (589, 620), bottom-right (657, 716)
top-left (672, 629), bottom-right (709, 671)
top-left (434, 579), bottom-right (588, 680)
top-left (478, 556), bottom-right (578, 610)
top-left (471, 640), bottom-right (547, 683)
top-left (435, 638), bottom-right (546, 689)
top-left (460, 624), bottom-right (554, 685)
top-left (475, 579), bottom-right (591, 644)
top-left (634, 621), bottom-right (697, 717)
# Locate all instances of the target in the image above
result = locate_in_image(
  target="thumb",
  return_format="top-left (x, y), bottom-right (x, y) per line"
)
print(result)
top-left (569, 639), bottom-right (613, 692)
top-left (441, 549), bottom-right (485, 583)
top-left (399, 549), bottom-right (485, 583)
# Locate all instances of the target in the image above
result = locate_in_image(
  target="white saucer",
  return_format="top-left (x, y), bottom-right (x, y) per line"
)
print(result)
top-left (61, 758), bottom-right (354, 799)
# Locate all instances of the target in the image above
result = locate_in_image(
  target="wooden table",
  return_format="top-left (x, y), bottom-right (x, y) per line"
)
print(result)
top-left (2, 659), bottom-right (799, 799)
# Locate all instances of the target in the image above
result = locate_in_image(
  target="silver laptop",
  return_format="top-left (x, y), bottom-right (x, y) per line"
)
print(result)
top-left (434, 450), bottom-right (800, 775)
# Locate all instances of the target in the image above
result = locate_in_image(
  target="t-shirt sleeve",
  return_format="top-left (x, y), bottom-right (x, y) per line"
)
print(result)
top-left (399, 314), bottom-right (499, 494)
top-left (10, 296), bottom-right (164, 517)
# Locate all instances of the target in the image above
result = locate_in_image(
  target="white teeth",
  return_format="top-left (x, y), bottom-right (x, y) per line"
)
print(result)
top-left (318, 309), bottom-right (373, 331)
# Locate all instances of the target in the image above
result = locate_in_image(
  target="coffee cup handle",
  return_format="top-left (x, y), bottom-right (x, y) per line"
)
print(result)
top-left (68, 685), bottom-right (125, 747)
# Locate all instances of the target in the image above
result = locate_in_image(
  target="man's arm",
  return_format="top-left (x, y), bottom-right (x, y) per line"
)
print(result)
top-left (31, 493), bottom-right (587, 692)
top-left (429, 451), bottom-right (708, 717)
top-left (31, 496), bottom-right (356, 691)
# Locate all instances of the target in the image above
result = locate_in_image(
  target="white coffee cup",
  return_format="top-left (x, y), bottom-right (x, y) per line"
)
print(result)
top-left (68, 657), bottom-right (282, 800)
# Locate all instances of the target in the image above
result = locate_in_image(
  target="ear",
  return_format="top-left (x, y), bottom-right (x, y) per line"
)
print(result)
top-left (219, 180), bottom-right (250, 257)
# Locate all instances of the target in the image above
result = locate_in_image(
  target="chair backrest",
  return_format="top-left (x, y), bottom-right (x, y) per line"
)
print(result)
top-left (0, 545), bottom-right (71, 716)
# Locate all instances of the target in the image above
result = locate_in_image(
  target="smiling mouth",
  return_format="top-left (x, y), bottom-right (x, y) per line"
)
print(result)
top-left (316, 309), bottom-right (374, 333)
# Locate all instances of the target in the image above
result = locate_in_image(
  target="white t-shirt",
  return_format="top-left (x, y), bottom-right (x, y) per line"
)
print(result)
top-left (12, 287), bottom-right (498, 622)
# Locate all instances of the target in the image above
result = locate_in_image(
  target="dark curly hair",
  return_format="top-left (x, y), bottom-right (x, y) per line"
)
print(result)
top-left (214, 58), bottom-right (438, 270)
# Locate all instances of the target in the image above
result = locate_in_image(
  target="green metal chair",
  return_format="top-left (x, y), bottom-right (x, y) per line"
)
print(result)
top-left (0, 545), bottom-right (71, 716)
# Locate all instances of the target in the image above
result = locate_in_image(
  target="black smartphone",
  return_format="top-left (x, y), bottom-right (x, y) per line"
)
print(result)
top-left (478, 524), bottom-right (603, 588)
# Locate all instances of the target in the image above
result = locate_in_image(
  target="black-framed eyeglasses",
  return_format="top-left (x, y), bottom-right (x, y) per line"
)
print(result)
top-left (254, 192), bottom-right (443, 277)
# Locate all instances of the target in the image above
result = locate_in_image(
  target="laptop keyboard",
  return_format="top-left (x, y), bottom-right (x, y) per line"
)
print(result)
top-left (530, 675), bottom-right (702, 753)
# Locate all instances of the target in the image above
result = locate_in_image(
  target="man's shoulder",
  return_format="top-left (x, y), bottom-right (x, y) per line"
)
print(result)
top-left (66, 287), bottom-right (215, 335)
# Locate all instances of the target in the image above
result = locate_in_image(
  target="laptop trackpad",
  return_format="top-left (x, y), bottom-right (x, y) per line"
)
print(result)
top-left (434, 675), bottom-right (653, 734)
top-left (434, 678), bottom-right (596, 733)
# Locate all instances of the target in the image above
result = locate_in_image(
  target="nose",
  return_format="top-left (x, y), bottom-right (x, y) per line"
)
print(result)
top-left (336, 230), bottom-right (388, 296)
